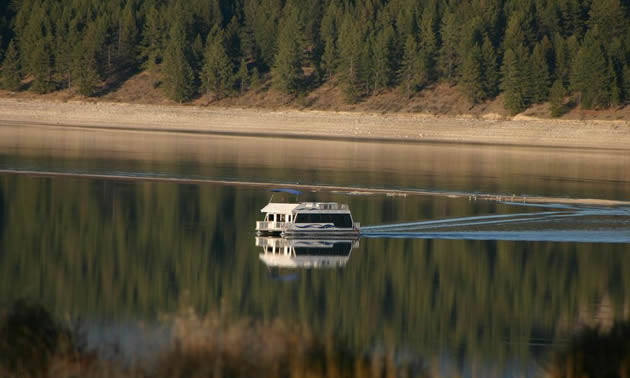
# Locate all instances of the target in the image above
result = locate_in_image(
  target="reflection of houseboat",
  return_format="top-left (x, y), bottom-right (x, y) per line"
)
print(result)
top-left (256, 202), bottom-right (360, 238)
top-left (256, 237), bottom-right (358, 268)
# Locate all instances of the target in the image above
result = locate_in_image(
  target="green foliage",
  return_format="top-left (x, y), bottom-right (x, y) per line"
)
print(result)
top-left (459, 44), bottom-right (485, 104)
top-left (30, 39), bottom-right (54, 94)
top-left (571, 31), bottom-right (610, 109)
top-left (271, 6), bottom-right (304, 94)
top-left (200, 28), bottom-right (234, 100)
top-left (529, 39), bottom-right (552, 104)
top-left (399, 35), bottom-right (427, 97)
top-left (501, 48), bottom-right (528, 115)
top-left (1, 40), bottom-right (21, 91)
top-left (162, 23), bottom-right (195, 103)
top-left (236, 58), bottom-right (249, 95)
top-left (549, 79), bottom-right (566, 117)
top-left (321, 37), bottom-right (337, 80)
top-left (5, 0), bottom-right (630, 113)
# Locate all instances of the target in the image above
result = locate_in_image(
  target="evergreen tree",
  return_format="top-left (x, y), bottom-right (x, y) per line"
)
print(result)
top-left (118, 0), bottom-right (139, 66)
top-left (570, 31), bottom-right (610, 109)
top-left (622, 64), bottom-right (630, 104)
top-left (502, 48), bottom-right (527, 115)
top-left (30, 39), bottom-right (54, 94)
top-left (439, 11), bottom-right (459, 82)
top-left (588, 0), bottom-right (627, 43)
top-left (529, 40), bottom-right (551, 103)
top-left (140, 6), bottom-right (165, 69)
top-left (338, 15), bottom-right (366, 102)
top-left (321, 36), bottom-right (337, 81)
top-left (236, 58), bottom-right (249, 95)
top-left (459, 44), bottom-right (485, 104)
top-left (250, 66), bottom-right (261, 89)
top-left (200, 28), bottom-right (233, 100)
top-left (549, 79), bottom-right (566, 117)
top-left (192, 33), bottom-right (204, 71)
top-left (162, 23), bottom-right (194, 102)
top-left (271, 6), bottom-right (304, 94)
top-left (608, 60), bottom-right (622, 106)
top-left (1, 40), bottom-right (21, 91)
top-left (399, 35), bottom-right (423, 97)
top-left (481, 36), bottom-right (499, 98)
top-left (372, 26), bottom-right (395, 91)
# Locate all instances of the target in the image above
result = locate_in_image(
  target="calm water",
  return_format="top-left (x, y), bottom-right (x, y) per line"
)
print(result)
top-left (1, 125), bottom-right (630, 376)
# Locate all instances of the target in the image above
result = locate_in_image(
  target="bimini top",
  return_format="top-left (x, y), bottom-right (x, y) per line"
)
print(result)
top-left (260, 202), bottom-right (350, 213)
top-left (270, 188), bottom-right (302, 195)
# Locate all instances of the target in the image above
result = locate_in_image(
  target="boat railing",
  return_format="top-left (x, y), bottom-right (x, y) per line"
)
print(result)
top-left (256, 221), bottom-right (287, 231)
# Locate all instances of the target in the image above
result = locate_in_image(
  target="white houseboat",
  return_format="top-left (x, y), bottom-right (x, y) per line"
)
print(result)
top-left (256, 237), bottom-right (357, 268)
top-left (256, 201), bottom-right (360, 238)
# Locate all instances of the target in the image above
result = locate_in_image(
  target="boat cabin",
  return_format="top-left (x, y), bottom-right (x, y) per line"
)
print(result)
top-left (256, 202), bottom-right (359, 237)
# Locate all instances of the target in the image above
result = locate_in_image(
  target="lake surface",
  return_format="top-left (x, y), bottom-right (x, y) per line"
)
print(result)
top-left (1, 125), bottom-right (630, 376)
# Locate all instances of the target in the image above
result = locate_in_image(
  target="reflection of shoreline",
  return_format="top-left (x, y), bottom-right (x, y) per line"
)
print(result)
top-left (2, 169), bottom-right (629, 207)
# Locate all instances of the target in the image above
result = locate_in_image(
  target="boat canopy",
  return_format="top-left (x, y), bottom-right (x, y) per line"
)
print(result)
top-left (270, 188), bottom-right (302, 195)
top-left (260, 203), bottom-right (301, 213)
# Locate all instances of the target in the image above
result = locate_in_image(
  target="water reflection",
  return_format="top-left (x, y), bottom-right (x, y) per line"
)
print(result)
top-left (1, 126), bottom-right (630, 377)
top-left (256, 237), bottom-right (358, 269)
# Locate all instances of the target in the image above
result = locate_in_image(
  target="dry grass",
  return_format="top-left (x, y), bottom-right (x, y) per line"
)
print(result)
top-left (5, 68), bottom-right (630, 121)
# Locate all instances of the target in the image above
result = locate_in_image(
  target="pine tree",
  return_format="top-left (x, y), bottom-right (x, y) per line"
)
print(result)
top-left (271, 6), bottom-right (304, 94)
top-left (118, 0), bottom-right (138, 67)
top-left (439, 11), bottom-right (459, 82)
top-left (570, 31), bottom-right (609, 109)
top-left (250, 66), bottom-right (261, 89)
top-left (200, 28), bottom-right (233, 100)
top-left (192, 33), bottom-right (204, 71)
top-left (622, 64), bottom-right (630, 104)
top-left (1, 40), bottom-right (21, 91)
top-left (72, 42), bottom-right (100, 97)
top-left (321, 36), bottom-right (337, 81)
top-left (481, 36), bottom-right (499, 98)
top-left (588, 0), bottom-right (627, 43)
top-left (549, 79), bottom-right (566, 117)
top-left (459, 44), bottom-right (485, 104)
top-left (236, 58), bottom-right (249, 95)
top-left (162, 23), bottom-right (195, 103)
top-left (372, 26), bottom-right (395, 91)
top-left (529, 41), bottom-right (551, 103)
top-left (338, 14), bottom-right (365, 102)
top-left (30, 39), bottom-right (54, 94)
top-left (609, 60), bottom-right (622, 106)
top-left (399, 35), bottom-right (423, 97)
top-left (140, 6), bottom-right (165, 69)
top-left (502, 48), bottom-right (527, 115)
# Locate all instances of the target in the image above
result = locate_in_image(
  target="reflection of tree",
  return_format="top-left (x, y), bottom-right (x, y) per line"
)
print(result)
top-left (0, 174), bottom-right (629, 370)
top-left (545, 322), bottom-right (630, 378)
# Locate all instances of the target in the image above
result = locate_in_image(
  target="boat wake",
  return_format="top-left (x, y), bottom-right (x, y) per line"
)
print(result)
top-left (361, 203), bottom-right (630, 243)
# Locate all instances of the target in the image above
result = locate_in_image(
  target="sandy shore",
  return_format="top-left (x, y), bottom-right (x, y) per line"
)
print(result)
top-left (1, 98), bottom-right (630, 149)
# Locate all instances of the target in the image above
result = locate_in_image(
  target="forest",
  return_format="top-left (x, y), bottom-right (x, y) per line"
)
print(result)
top-left (1, 0), bottom-right (630, 115)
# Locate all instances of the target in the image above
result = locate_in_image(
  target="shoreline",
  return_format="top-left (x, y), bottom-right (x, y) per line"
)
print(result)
top-left (1, 98), bottom-right (630, 150)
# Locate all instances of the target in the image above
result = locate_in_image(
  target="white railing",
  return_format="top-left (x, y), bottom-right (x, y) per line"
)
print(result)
top-left (256, 221), bottom-right (287, 232)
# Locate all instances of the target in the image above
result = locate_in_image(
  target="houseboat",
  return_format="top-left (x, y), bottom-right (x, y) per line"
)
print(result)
top-left (256, 237), bottom-right (358, 268)
top-left (256, 201), bottom-right (360, 238)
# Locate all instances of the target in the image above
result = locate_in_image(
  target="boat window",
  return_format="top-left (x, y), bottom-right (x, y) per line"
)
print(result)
top-left (278, 214), bottom-right (285, 222)
top-left (295, 213), bottom-right (353, 228)
top-left (269, 214), bottom-right (275, 221)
